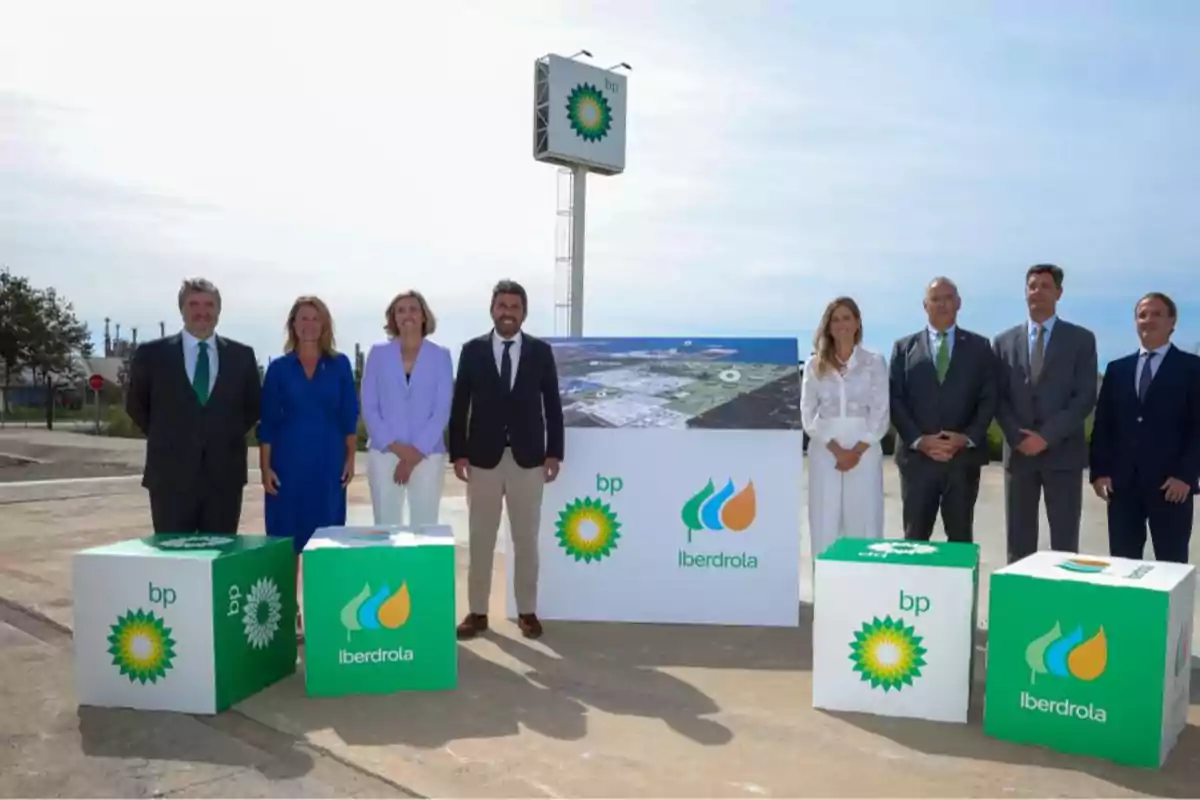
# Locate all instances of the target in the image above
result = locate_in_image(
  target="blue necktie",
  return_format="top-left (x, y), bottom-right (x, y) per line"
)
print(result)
top-left (1138, 351), bottom-right (1155, 403)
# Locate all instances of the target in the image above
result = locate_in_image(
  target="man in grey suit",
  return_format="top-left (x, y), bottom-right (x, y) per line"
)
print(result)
top-left (993, 264), bottom-right (1098, 563)
top-left (890, 277), bottom-right (997, 542)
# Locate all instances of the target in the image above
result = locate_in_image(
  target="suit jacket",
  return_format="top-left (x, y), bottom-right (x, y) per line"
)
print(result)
top-left (448, 331), bottom-right (565, 470)
top-left (1089, 345), bottom-right (1200, 493)
top-left (993, 318), bottom-right (1097, 471)
top-left (889, 326), bottom-right (997, 469)
top-left (125, 333), bottom-right (262, 492)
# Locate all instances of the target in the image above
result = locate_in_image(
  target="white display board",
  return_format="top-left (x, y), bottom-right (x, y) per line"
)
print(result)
top-left (812, 538), bottom-right (979, 723)
top-left (504, 336), bottom-right (804, 627)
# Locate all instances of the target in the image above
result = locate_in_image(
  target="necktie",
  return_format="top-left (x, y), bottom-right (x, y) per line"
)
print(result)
top-left (935, 332), bottom-right (950, 383)
top-left (1030, 324), bottom-right (1045, 384)
top-left (1138, 351), bottom-right (1156, 403)
top-left (194, 341), bottom-right (211, 404)
top-left (500, 340), bottom-right (513, 392)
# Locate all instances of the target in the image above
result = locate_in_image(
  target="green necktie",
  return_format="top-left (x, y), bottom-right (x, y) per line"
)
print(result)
top-left (935, 332), bottom-right (950, 383)
top-left (194, 341), bottom-right (211, 404)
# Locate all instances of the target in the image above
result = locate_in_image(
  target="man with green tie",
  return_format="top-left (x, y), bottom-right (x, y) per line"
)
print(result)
top-left (126, 278), bottom-right (262, 534)
top-left (888, 277), bottom-right (997, 543)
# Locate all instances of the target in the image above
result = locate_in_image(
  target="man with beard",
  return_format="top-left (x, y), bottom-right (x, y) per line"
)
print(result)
top-left (449, 279), bottom-right (564, 640)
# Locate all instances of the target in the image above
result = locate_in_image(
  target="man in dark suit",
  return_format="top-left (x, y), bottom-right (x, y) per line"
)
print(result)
top-left (450, 279), bottom-right (564, 640)
top-left (1089, 292), bottom-right (1200, 563)
top-left (890, 277), bottom-right (997, 542)
top-left (126, 278), bottom-right (262, 534)
top-left (993, 264), bottom-right (1098, 563)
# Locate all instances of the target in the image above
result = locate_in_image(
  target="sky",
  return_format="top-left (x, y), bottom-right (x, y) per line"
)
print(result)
top-left (2, 0), bottom-right (1198, 369)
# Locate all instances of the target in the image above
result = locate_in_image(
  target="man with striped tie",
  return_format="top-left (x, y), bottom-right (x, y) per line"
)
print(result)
top-left (126, 278), bottom-right (262, 534)
top-left (889, 276), bottom-right (997, 543)
top-left (993, 264), bottom-right (1098, 563)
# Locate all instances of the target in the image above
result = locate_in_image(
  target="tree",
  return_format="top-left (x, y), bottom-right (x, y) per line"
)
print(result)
top-left (25, 287), bottom-right (92, 426)
top-left (0, 269), bottom-right (42, 415)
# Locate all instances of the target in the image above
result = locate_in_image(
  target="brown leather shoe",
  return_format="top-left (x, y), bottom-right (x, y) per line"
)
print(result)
top-left (456, 613), bottom-right (488, 640)
top-left (518, 613), bottom-right (543, 639)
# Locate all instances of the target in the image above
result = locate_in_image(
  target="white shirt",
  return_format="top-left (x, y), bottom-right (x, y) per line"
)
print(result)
top-left (1028, 315), bottom-right (1057, 359)
top-left (800, 346), bottom-right (890, 446)
top-left (181, 329), bottom-right (218, 392)
top-left (1136, 341), bottom-right (1172, 390)
top-left (927, 324), bottom-right (957, 359)
top-left (491, 329), bottom-right (521, 389)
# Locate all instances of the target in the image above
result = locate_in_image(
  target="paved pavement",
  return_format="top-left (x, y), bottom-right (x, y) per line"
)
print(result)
top-left (2, 428), bottom-right (1199, 797)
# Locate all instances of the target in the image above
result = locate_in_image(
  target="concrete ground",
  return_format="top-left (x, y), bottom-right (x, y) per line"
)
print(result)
top-left (2, 428), bottom-right (1199, 798)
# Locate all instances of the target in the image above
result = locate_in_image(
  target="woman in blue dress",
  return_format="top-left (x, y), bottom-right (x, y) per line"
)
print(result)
top-left (258, 295), bottom-right (360, 637)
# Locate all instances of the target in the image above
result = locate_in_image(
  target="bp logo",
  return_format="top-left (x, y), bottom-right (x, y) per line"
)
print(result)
top-left (566, 83), bottom-right (613, 142)
top-left (242, 577), bottom-right (283, 649)
top-left (849, 615), bottom-right (927, 692)
top-left (1058, 557), bottom-right (1109, 574)
top-left (341, 581), bottom-right (411, 641)
top-left (155, 535), bottom-right (236, 550)
top-left (107, 609), bottom-right (177, 684)
top-left (681, 478), bottom-right (756, 543)
top-left (1025, 622), bottom-right (1107, 685)
top-left (867, 541), bottom-right (937, 556)
top-left (555, 496), bottom-right (621, 563)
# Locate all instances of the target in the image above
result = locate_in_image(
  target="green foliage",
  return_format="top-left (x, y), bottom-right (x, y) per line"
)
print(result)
top-left (0, 268), bottom-right (92, 393)
top-left (103, 405), bottom-right (143, 439)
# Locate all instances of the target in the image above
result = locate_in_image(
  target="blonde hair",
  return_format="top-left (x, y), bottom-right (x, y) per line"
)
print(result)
top-left (811, 296), bottom-right (863, 378)
top-left (384, 289), bottom-right (437, 338)
top-left (284, 295), bottom-right (336, 355)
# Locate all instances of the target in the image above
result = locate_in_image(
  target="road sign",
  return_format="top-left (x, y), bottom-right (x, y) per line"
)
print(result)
top-left (88, 374), bottom-right (104, 391)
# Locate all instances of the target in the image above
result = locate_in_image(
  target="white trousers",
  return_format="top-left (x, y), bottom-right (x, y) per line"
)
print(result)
top-left (807, 420), bottom-right (885, 558)
top-left (366, 449), bottom-right (447, 526)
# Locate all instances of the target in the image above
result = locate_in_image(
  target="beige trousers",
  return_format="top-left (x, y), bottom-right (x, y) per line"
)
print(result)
top-left (467, 449), bottom-right (545, 615)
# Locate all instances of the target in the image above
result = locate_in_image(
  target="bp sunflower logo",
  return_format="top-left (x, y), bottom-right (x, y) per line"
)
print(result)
top-left (242, 577), bottom-right (283, 649)
top-left (849, 615), bottom-right (927, 692)
top-left (555, 497), bottom-right (621, 563)
top-left (566, 83), bottom-right (613, 142)
top-left (107, 609), bottom-right (177, 684)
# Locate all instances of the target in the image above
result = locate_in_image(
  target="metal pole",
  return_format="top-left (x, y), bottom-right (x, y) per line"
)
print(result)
top-left (569, 165), bottom-right (587, 337)
top-left (94, 387), bottom-right (101, 434)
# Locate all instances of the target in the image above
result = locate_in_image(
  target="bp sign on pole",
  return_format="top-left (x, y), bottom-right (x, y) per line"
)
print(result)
top-left (507, 336), bottom-right (803, 627)
top-left (73, 534), bottom-right (297, 714)
top-left (984, 552), bottom-right (1195, 768)
top-left (302, 526), bottom-right (457, 697)
top-left (533, 53), bottom-right (627, 175)
top-left (812, 538), bottom-right (979, 723)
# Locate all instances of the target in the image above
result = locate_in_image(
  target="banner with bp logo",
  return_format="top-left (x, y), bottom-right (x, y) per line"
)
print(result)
top-left (302, 527), bottom-right (457, 696)
top-left (507, 336), bottom-right (803, 627)
top-left (72, 534), bottom-right (297, 714)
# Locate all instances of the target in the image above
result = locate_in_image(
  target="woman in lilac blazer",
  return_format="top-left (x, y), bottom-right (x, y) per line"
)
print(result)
top-left (360, 289), bottom-right (454, 526)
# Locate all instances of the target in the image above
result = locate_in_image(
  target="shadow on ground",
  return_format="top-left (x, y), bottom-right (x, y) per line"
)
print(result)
top-left (829, 633), bottom-right (1200, 798)
top-left (257, 604), bottom-right (816, 751)
top-left (78, 706), bottom-right (318, 783)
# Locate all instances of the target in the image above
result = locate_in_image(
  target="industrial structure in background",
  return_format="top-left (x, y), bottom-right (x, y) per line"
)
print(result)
top-left (533, 50), bottom-right (630, 336)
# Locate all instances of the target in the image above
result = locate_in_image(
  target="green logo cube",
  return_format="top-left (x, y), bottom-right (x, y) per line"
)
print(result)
top-left (983, 552), bottom-right (1194, 768)
top-left (74, 534), bottom-right (298, 714)
top-left (302, 527), bottom-right (457, 696)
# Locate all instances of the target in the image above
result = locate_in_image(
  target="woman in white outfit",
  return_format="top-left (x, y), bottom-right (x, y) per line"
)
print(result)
top-left (800, 296), bottom-right (890, 557)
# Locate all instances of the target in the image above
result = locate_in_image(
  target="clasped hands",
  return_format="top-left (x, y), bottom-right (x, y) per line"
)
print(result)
top-left (916, 430), bottom-right (971, 462)
top-left (391, 443), bottom-right (424, 485)
top-left (826, 440), bottom-right (867, 472)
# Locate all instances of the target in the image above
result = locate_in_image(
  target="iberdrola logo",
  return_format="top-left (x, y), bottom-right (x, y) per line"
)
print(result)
top-left (107, 608), bottom-right (177, 684)
top-left (555, 497), bottom-right (621, 563)
top-left (566, 83), bottom-right (613, 142)
top-left (154, 535), bottom-right (237, 550)
top-left (848, 616), bottom-right (927, 692)
top-left (681, 478), bottom-right (756, 543)
top-left (341, 581), bottom-right (411, 642)
top-left (1058, 558), bottom-right (1109, 574)
top-left (1025, 622), bottom-right (1107, 684)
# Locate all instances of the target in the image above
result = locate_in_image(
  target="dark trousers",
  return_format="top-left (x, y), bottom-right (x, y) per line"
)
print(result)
top-left (899, 459), bottom-right (981, 543)
top-left (1107, 485), bottom-right (1194, 563)
top-left (149, 484), bottom-right (244, 534)
top-left (1004, 468), bottom-right (1082, 563)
